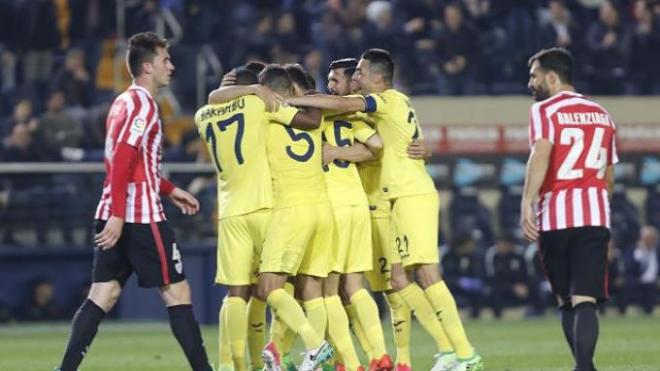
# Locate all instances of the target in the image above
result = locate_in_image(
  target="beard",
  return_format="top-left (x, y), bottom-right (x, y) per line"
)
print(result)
top-left (530, 84), bottom-right (550, 101)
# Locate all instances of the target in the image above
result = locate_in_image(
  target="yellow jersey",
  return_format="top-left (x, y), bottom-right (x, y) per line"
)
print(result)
top-left (362, 89), bottom-right (436, 199)
top-left (323, 112), bottom-right (375, 207)
top-left (357, 157), bottom-right (390, 218)
top-left (267, 117), bottom-right (330, 208)
top-left (194, 95), bottom-right (299, 218)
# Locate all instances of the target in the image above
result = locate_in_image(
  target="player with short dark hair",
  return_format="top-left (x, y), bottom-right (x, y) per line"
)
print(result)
top-left (245, 60), bottom-right (267, 75)
top-left (55, 31), bottom-right (212, 371)
top-left (522, 47), bottom-right (618, 371)
top-left (284, 63), bottom-right (318, 95)
top-left (195, 63), bottom-right (322, 371)
top-left (286, 48), bottom-right (482, 371)
top-left (207, 63), bottom-right (334, 371)
top-left (233, 67), bottom-right (259, 85)
top-left (320, 57), bottom-right (393, 371)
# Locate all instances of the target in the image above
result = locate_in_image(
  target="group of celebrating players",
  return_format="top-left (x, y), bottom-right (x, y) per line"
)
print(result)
top-left (195, 45), bottom-right (483, 371)
top-left (55, 29), bottom-right (617, 371)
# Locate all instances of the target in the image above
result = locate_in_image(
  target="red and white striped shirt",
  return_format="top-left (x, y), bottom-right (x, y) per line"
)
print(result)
top-left (95, 84), bottom-right (170, 223)
top-left (529, 91), bottom-right (618, 232)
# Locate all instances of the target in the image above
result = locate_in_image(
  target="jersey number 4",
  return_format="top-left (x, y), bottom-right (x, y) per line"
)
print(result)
top-left (558, 127), bottom-right (607, 180)
top-left (205, 113), bottom-right (245, 172)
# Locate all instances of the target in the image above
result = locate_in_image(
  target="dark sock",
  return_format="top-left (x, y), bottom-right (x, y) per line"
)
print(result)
top-left (60, 299), bottom-right (106, 371)
top-left (167, 304), bottom-right (212, 371)
top-left (559, 303), bottom-right (575, 356)
top-left (573, 302), bottom-right (599, 371)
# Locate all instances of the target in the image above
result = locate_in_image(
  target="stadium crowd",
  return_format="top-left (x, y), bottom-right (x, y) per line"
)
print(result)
top-left (0, 0), bottom-right (659, 319)
top-left (1, 0), bottom-right (660, 112)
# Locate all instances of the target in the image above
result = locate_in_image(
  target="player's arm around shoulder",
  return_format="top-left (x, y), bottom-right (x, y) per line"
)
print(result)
top-left (290, 106), bottom-right (322, 130)
top-left (268, 103), bottom-right (322, 130)
top-left (323, 119), bottom-right (382, 165)
top-left (208, 84), bottom-right (282, 112)
top-left (285, 94), bottom-right (366, 115)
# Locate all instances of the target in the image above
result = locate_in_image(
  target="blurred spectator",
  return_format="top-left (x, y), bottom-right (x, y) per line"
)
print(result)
top-left (449, 186), bottom-right (495, 249)
top-left (610, 184), bottom-right (642, 244)
top-left (498, 185), bottom-right (523, 238)
top-left (231, 13), bottom-right (275, 66)
top-left (329, 0), bottom-right (369, 30)
top-left (523, 243), bottom-right (553, 316)
top-left (462, 0), bottom-right (493, 30)
top-left (396, 0), bottom-right (443, 42)
top-left (271, 12), bottom-right (302, 64)
top-left (0, 0), bottom-right (18, 94)
top-left (126, 0), bottom-right (159, 35)
top-left (395, 0), bottom-right (443, 92)
top-left (1, 122), bottom-right (49, 162)
top-left (604, 239), bottom-right (627, 315)
top-left (586, 1), bottom-right (628, 94)
top-left (0, 99), bottom-right (37, 138)
top-left (0, 120), bottom-right (59, 245)
top-left (441, 231), bottom-right (485, 318)
top-left (434, 3), bottom-right (480, 95)
top-left (625, 225), bottom-right (659, 314)
top-left (484, 233), bottom-right (529, 318)
top-left (18, 277), bottom-right (64, 321)
top-left (538, 0), bottom-right (583, 57)
top-left (303, 49), bottom-right (325, 91)
top-left (38, 91), bottom-right (83, 152)
top-left (52, 49), bottom-right (94, 108)
top-left (17, 0), bottom-right (60, 84)
top-left (363, 1), bottom-right (410, 54)
top-left (627, 0), bottom-right (660, 94)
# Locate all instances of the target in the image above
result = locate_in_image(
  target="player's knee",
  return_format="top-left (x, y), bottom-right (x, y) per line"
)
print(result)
top-left (415, 264), bottom-right (441, 289)
top-left (227, 285), bottom-right (251, 301)
top-left (342, 273), bottom-right (364, 298)
top-left (390, 271), bottom-right (409, 291)
top-left (161, 280), bottom-right (192, 306)
top-left (88, 281), bottom-right (122, 312)
top-left (256, 278), bottom-right (274, 301)
top-left (323, 274), bottom-right (340, 297)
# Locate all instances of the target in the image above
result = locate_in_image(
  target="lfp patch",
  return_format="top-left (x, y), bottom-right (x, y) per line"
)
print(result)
top-left (130, 117), bottom-right (147, 135)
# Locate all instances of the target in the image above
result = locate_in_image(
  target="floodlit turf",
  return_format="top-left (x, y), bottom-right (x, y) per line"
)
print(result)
top-left (2, 313), bottom-right (659, 371)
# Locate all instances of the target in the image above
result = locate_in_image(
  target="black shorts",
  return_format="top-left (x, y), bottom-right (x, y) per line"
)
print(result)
top-left (538, 226), bottom-right (610, 303)
top-left (92, 220), bottom-right (186, 288)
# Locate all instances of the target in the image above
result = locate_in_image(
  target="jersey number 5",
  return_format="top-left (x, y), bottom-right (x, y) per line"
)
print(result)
top-left (205, 113), bottom-right (245, 172)
top-left (558, 127), bottom-right (607, 180)
top-left (332, 120), bottom-right (353, 168)
top-left (285, 127), bottom-right (314, 162)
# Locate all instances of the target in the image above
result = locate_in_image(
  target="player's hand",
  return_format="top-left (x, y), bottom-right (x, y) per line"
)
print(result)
top-left (322, 143), bottom-right (338, 166)
top-left (95, 216), bottom-right (124, 250)
top-left (520, 200), bottom-right (539, 242)
top-left (169, 187), bottom-right (200, 216)
top-left (254, 86), bottom-right (283, 112)
top-left (220, 69), bottom-right (237, 87)
top-left (407, 139), bottom-right (429, 160)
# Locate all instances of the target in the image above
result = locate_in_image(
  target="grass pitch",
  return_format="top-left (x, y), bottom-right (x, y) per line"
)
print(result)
top-left (2, 313), bottom-right (659, 371)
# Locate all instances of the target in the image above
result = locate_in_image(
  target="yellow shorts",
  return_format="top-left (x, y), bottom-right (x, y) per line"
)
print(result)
top-left (364, 215), bottom-right (393, 292)
top-left (331, 205), bottom-right (372, 273)
top-left (215, 209), bottom-right (272, 286)
top-left (390, 193), bottom-right (440, 267)
top-left (260, 203), bottom-right (334, 277)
